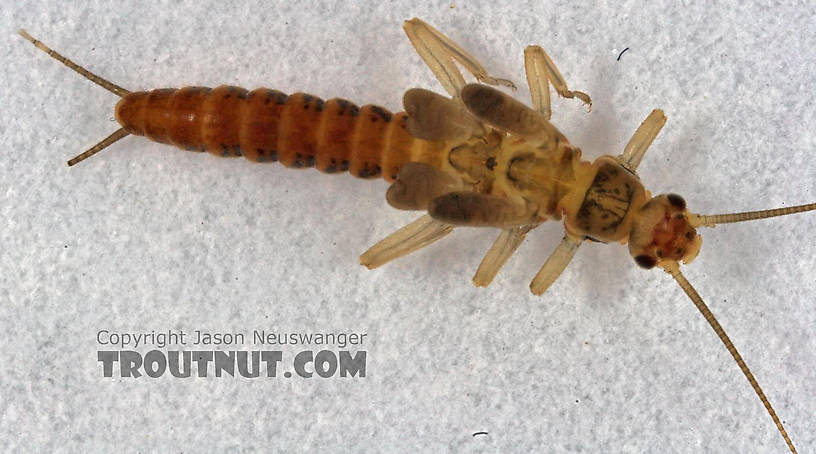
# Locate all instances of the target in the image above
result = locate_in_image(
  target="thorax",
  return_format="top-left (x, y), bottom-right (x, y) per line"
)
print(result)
top-left (442, 131), bottom-right (648, 243)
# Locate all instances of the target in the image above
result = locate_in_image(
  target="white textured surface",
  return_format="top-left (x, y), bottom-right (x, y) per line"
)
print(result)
top-left (1, 1), bottom-right (815, 453)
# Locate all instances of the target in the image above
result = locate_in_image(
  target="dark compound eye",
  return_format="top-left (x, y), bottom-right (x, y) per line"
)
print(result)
top-left (667, 193), bottom-right (686, 210)
top-left (634, 255), bottom-right (657, 269)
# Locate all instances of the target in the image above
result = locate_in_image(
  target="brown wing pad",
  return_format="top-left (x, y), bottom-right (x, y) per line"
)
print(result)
top-left (403, 88), bottom-right (486, 140)
top-left (460, 84), bottom-right (563, 147)
top-left (386, 162), bottom-right (461, 211)
top-left (429, 191), bottom-right (533, 227)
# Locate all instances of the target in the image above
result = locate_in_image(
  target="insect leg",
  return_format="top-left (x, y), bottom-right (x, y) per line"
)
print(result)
top-left (618, 109), bottom-right (667, 173)
top-left (359, 215), bottom-right (454, 269)
top-left (473, 225), bottom-right (535, 287)
top-left (529, 233), bottom-right (583, 295)
top-left (403, 18), bottom-right (515, 97)
top-left (523, 45), bottom-right (591, 119)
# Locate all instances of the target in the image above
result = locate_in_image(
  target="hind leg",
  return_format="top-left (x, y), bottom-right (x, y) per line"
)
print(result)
top-left (359, 215), bottom-right (454, 269)
top-left (403, 18), bottom-right (515, 97)
top-left (361, 163), bottom-right (463, 268)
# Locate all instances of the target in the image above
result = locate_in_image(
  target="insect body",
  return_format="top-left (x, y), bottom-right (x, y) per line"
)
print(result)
top-left (114, 86), bottom-right (453, 181)
top-left (19, 19), bottom-right (813, 453)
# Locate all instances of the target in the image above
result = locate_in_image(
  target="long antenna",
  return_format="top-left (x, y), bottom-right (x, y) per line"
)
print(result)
top-left (690, 202), bottom-right (816, 228)
top-left (18, 29), bottom-right (131, 97)
top-left (662, 261), bottom-right (797, 454)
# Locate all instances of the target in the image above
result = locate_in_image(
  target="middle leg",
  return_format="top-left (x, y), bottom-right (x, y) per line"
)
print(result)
top-left (473, 225), bottom-right (535, 287)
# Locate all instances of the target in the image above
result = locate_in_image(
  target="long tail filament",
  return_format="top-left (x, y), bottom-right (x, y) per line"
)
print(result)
top-left (18, 29), bottom-right (130, 97)
top-left (18, 29), bottom-right (132, 165)
top-left (66, 128), bottom-right (129, 166)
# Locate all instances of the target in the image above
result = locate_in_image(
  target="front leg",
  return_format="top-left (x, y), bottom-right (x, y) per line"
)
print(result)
top-left (404, 18), bottom-right (515, 97)
top-left (618, 109), bottom-right (666, 173)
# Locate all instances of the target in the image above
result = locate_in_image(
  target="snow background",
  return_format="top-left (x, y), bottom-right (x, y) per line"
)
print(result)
top-left (1, 1), bottom-right (814, 452)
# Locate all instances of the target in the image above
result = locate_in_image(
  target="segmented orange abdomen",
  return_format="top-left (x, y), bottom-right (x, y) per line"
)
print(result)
top-left (114, 85), bottom-right (447, 182)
